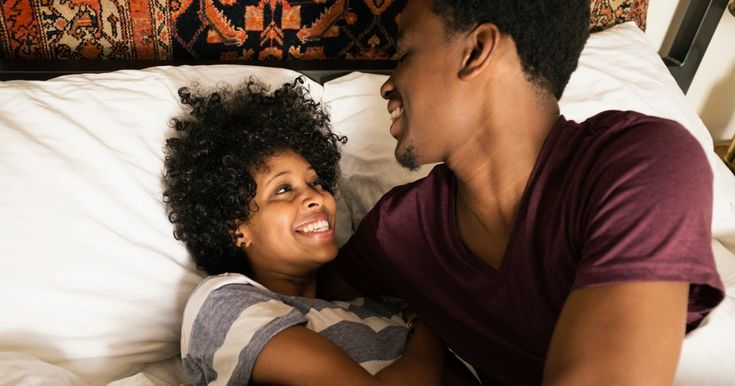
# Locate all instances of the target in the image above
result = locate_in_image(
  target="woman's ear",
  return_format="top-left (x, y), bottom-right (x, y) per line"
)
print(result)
top-left (459, 23), bottom-right (501, 80)
top-left (234, 220), bottom-right (252, 249)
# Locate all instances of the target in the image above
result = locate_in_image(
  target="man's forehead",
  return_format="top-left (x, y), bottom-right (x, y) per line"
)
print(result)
top-left (398, 0), bottom-right (445, 46)
top-left (397, 0), bottom-right (425, 40)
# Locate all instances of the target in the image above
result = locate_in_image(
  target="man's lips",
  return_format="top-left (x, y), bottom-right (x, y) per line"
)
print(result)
top-left (389, 105), bottom-right (404, 121)
top-left (388, 103), bottom-right (404, 139)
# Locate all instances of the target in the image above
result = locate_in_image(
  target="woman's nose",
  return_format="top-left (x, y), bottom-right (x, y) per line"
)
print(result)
top-left (303, 188), bottom-right (323, 209)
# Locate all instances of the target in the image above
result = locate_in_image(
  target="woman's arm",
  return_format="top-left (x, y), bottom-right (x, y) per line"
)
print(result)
top-left (542, 281), bottom-right (689, 386)
top-left (251, 321), bottom-right (445, 386)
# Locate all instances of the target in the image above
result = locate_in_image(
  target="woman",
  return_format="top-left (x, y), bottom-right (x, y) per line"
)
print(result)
top-left (162, 78), bottom-right (475, 386)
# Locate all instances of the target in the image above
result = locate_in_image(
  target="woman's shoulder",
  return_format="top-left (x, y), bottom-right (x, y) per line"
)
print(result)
top-left (181, 274), bottom-right (294, 345)
top-left (187, 273), bottom-right (272, 310)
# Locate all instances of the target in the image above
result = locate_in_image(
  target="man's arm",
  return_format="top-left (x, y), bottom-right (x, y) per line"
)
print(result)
top-left (542, 281), bottom-right (689, 386)
top-left (317, 259), bottom-right (365, 300)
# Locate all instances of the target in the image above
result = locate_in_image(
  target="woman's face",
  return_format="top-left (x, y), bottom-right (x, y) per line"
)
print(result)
top-left (237, 150), bottom-right (338, 276)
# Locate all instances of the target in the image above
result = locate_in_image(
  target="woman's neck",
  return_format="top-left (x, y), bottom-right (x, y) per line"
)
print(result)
top-left (254, 269), bottom-right (318, 298)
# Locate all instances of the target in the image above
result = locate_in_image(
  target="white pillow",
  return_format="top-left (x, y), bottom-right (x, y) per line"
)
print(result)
top-left (0, 65), bottom-right (327, 385)
top-left (0, 352), bottom-right (85, 386)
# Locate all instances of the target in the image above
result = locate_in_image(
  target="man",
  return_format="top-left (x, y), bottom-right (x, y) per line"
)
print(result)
top-left (323, 0), bottom-right (725, 385)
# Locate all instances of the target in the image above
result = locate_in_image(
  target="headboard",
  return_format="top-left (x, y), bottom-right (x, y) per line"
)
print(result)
top-left (0, 0), bottom-right (727, 92)
top-left (1, 0), bottom-right (647, 61)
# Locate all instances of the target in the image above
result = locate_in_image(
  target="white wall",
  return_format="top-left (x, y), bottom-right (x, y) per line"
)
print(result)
top-left (646, 0), bottom-right (735, 141)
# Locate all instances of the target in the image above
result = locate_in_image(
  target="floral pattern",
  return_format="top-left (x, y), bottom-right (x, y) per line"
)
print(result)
top-left (0, 0), bottom-right (647, 60)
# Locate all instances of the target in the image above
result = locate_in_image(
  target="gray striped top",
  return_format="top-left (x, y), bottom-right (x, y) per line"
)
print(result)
top-left (181, 273), bottom-right (410, 386)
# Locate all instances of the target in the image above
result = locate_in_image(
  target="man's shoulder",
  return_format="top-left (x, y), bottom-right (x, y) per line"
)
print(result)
top-left (568, 110), bottom-right (705, 169)
top-left (363, 163), bottom-right (453, 230)
top-left (579, 110), bottom-right (690, 139)
top-left (376, 163), bottom-right (454, 209)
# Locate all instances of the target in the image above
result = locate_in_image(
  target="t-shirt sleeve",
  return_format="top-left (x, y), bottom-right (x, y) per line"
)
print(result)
top-left (336, 185), bottom-right (408, 296)
top-left (573, 117), bottom-right (724, 329)
top-left (181, 281), bottom-right (307, 385)
top-left (336, 200), bottom-right (397, 296)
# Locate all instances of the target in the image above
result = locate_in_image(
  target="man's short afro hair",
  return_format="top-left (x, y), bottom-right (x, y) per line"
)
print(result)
top-left (433, 0), bottom-right (590, 99)
top-left (162, 77), bottom-right (346, 276)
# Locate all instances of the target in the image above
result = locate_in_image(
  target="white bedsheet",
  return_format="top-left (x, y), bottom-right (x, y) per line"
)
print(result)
top-left (0, 352), bottom-right (85, 386)
top-left (107, 357), bottom-right (186, 386)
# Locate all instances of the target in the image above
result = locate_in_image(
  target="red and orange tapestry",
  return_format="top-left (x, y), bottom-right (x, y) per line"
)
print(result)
top-left (0, 0), bottom-right (648, 61)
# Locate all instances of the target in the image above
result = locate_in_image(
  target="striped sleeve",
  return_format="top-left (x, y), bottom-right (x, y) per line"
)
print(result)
top-left (181, 275), bottom-right (307, 386)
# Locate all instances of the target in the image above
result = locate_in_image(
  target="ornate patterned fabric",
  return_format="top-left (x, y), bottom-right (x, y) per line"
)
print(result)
top-left (0, 0), bottom-right (648, 60)
top-left (590, 0), bottom-right (647, 32)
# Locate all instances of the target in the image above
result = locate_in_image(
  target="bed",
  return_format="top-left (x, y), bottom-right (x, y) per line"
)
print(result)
top-left (1, 1), bottom-right (734, 385)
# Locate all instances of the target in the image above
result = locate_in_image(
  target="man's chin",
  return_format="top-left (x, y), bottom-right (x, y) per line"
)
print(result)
top-left (396, 145), bottom-right (420, 171)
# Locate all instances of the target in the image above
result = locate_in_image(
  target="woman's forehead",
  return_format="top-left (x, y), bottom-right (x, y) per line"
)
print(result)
top-left (257, 151), bottom-right (314, 179)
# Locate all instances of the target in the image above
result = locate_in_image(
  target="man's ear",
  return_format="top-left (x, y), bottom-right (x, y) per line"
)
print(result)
top-left (459, 23), bottom-right (501, 80)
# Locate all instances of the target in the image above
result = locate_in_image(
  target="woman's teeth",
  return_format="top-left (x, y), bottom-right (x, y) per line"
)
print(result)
top-left (299, 219), bottom-right (329, 233)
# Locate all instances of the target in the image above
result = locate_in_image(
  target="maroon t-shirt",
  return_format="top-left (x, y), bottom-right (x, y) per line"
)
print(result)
top-left (336, 110), bottom-right (724, 385)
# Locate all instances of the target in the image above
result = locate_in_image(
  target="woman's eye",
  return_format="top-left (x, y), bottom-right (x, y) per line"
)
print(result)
top-left (274, 184), bottom-right (292, 195)
top-left (309, 179), bottom-right (323, 188)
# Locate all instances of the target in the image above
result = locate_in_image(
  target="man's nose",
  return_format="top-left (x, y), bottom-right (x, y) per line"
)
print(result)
top-left (380, 76), bottom-right (395, 100)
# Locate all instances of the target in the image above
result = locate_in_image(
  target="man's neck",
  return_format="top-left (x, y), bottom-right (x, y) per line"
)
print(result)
top-left (449, 103), bottom-right (559, 219)
top-left (447, 99), bottom-right (560, 268)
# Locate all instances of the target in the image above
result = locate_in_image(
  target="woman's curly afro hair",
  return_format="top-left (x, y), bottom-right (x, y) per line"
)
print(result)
top-left (162, 77), bottom-right (346, 276)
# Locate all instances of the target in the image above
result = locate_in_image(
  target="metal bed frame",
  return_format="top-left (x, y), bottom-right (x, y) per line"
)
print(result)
top-left (661, 0), bottom-right (731, 93)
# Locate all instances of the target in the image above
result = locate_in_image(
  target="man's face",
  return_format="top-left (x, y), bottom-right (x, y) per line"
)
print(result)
top-left (380, 0), bottom-right (467, 169)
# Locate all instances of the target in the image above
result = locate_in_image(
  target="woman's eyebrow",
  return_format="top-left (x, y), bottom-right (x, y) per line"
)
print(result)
top-left (265, 166), bottom-right (316, 186)
top-left (265, 170), bottom-right (291, 186)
